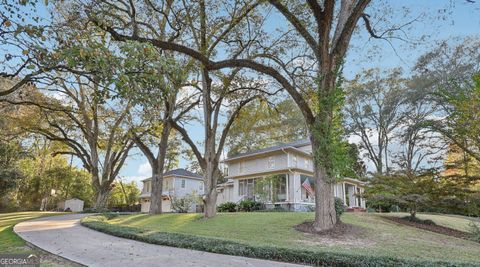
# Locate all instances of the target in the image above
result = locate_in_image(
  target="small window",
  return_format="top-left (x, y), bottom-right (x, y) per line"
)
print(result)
top-left (199, 183), bottom-right (204, 191)
top-left (292, 156), bottom-right (297, 167)
top-left (267, 156), bottom-right (275, 169)
top-left (305, 158), bottom-right (310, 169)
top-left (181, 179), bottom-right (186, 188)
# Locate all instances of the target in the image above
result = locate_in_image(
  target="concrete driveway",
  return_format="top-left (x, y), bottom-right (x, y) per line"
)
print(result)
top-left (14, 214), bottom-right (306, 267)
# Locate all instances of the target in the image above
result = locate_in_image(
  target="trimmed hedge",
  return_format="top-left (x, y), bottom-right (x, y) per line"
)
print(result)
top-left (81, 215), bottom-right (476, 267)
top-left (217, 202), bottom-right (237, 212)
top-left (237, 199), bottom-right (262, 212)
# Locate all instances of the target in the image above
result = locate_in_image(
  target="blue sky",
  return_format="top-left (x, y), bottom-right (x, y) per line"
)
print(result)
top-left (5, 1), bottom-right (480, 185)
top-left (123, 1), bottom-right (480, 183)
top-left (106, 1), bottom-right (480, 185)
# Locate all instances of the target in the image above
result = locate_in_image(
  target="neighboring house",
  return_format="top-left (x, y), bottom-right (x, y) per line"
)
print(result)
top-left (217, 139), bottom-right (366, 211)
top-left (140, 168), bottom-right (204, 213)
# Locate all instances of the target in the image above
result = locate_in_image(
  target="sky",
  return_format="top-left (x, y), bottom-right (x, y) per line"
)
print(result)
top-left (4, 1), bottom-right (480, 187)
top-left (80, 1), bottom-right (480, 186)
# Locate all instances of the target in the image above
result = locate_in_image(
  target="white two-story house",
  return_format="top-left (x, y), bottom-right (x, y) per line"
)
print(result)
top-left (140, 168), bottom-right (204, 213)
top-left (217, 139), bottom-right (366, 212)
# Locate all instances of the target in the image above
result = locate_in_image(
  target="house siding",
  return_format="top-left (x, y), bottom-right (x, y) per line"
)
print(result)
top-left (227, 150), bottom-right (314, 178)
top-left (140, 174), bottom-right (204, 213)
top-left (227, 152), bottom-right (288, 177)
top-left (219, 141), bottom-right (366, 211)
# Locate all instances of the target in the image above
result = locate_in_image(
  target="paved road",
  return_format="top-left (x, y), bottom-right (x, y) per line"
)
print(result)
top-left (14, 214), bottom-right (306, 267)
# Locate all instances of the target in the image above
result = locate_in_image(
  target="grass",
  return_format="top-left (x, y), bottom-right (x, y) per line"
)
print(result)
top-left (83, 212), bottom-right (480, 265)
top-left (381, 212), bottom-right (480, 232)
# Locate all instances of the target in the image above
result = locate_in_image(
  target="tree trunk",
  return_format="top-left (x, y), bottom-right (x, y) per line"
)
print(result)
top-left (149, 164), bottom-right (163, 214)
top-left (203, 190), bottom-right (218, 218)
top-left (310, 70), bottom-right (338, 231)
top-left (118, 180), bottom-right (129, 205)
top-left (312, 163), bottom-right (337, 231)
top-left (203, 162), bottom-right (220, 218)
top-left (149, 120), bottom-right (171, 214)
top-left (94, 185), bottom-right (110, 209)
top-left (410, 204), bottom-right (417, 219)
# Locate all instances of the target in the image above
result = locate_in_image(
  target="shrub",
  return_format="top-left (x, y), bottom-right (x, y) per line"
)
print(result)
top-left (468, 221), bottom-right (480, 243)
top-left (82, 207), bottom-right (111, 213)
top-left (238, 199), bottom-right (262, 212)
top-left (81, 215), bottom-right (476, 267)
top-left (334, 197), bottom-right (345, 218)
top-left (171, 193), bottom-right (199, 213)
top-left (217, 202), bottom-right (237, 212)
top-left (403, 216), bottom-right (436, 226)
top-left (102, 212), bottom-right (119, 220)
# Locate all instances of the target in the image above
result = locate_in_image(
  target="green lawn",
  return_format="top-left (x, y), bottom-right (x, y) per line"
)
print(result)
top-left (88, 212), bottom-right (480, 265)
top-left (381, 212), bottom-right (480, 232)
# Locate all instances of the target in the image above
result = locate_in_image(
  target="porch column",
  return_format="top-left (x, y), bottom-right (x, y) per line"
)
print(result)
top-left (354, 185), bottom-right (358, 207)
top-left (361, 188), bottom-right (366, 208)
top-left (342, 182), bottom-right (347, 205)
top-left (286, 173), bottom-right (289, 201)
top-left (292, 173), bottom-right (301, 203)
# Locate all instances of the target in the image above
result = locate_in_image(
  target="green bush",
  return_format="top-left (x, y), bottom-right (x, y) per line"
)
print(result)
top-left (217, 202), bottom-right (237, 212)
top-left (335, 197), bottom-right (345, 218)
top-left (102, 212), bottom-right (119, 220)
top-left (171, 193), bottom-right (199, 213)
top-left (81, 214), bottom-right (476, 267)
top-left (238, 199), bottom-right (262, 212)
top-left (403, 216), bottom-right (436, 226)
top-left (82, 207), bottom-right (110, 213)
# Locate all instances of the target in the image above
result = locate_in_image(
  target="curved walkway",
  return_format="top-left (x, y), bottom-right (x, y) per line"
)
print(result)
top-left (14, 214), bottom-right (306, 267)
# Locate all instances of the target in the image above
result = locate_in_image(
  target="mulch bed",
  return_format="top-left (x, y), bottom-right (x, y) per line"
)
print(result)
top-left (383, 216), bottom-right (470, 239)
top-left (294, 220), bottom-right (363, 238)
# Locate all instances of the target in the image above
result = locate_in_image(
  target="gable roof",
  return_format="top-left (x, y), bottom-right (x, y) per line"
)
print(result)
top-left (164, 168), bottom-right (202, 179)
top-left (141, 168), bottom-right (203, 182)
top-left (224, 139), bottom-right (311, 162)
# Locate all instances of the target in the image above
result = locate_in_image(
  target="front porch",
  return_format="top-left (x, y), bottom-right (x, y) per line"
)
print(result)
top-left (233, 171), bottom-right (366, 212)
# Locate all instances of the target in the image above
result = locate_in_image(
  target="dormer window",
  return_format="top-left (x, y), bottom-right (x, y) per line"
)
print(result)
top-left (267, 156), bottom-right (275, 169)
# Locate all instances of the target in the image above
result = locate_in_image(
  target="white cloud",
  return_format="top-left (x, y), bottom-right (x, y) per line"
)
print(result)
top-left (347, 134), bottom-right (362, 145)
top-left (138, 162), bottom-right (152, 177)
